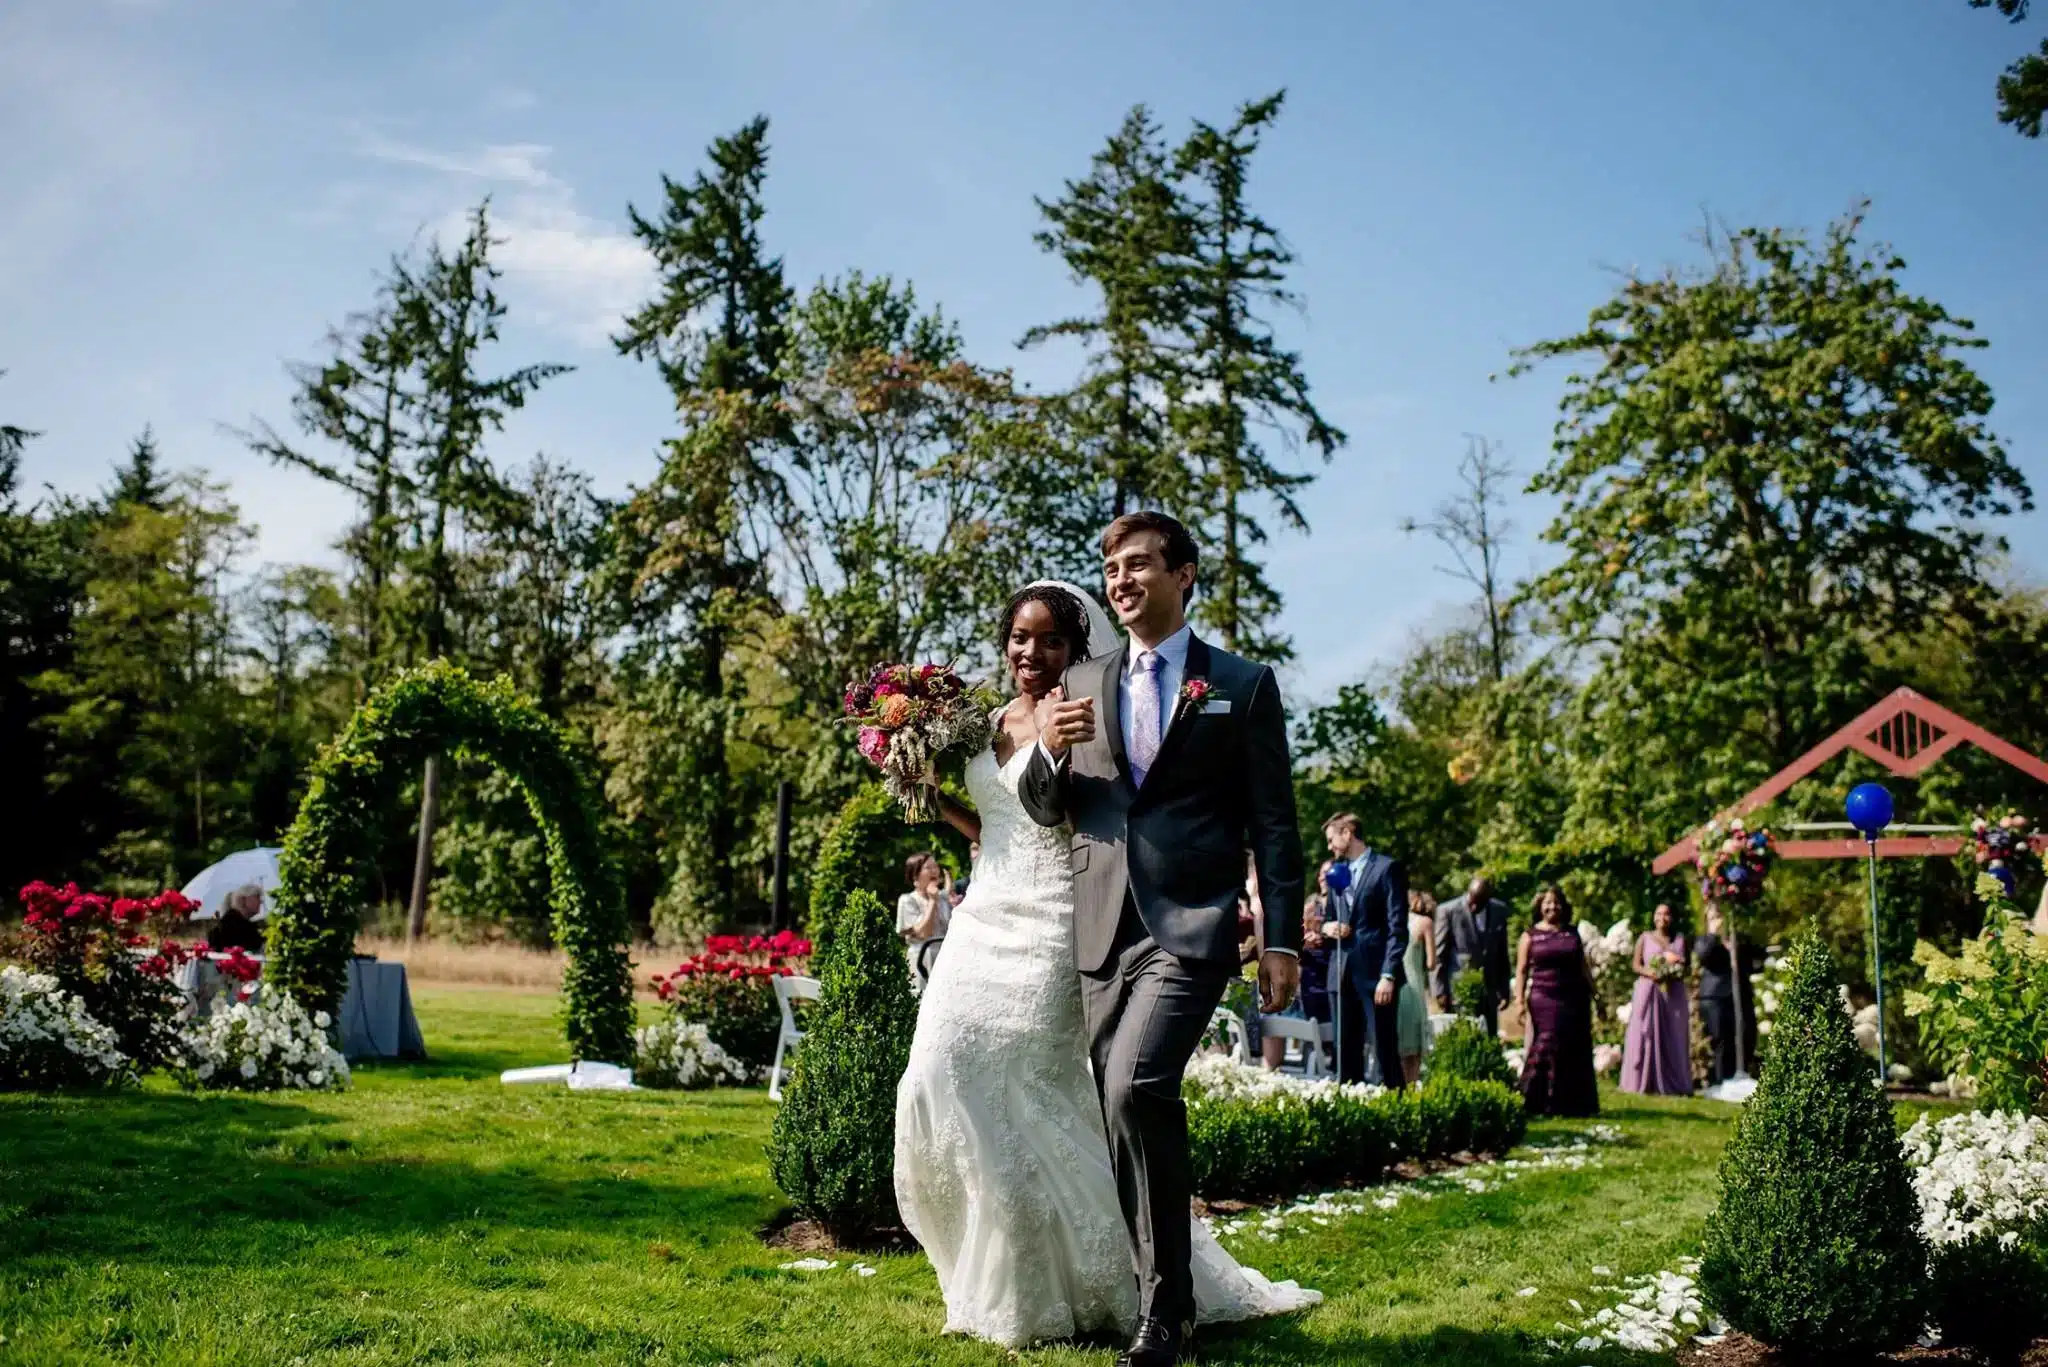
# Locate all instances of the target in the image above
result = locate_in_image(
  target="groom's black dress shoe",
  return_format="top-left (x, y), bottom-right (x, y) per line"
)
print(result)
top-left (1117, 1316), bottom-right (1192, 1366)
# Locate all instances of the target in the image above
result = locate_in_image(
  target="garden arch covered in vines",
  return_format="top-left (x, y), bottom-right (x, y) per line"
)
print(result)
top-left (266, 663), bottom-right (636, 1062)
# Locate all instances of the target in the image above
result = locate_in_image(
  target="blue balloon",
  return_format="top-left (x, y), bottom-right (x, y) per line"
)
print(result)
top-left (1325, 861), bottom-right (1353, 894)
top-left (1846, 782), bottom-right (1895, 836)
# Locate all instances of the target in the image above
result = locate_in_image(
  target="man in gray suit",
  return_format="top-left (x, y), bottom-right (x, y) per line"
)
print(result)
top-left (1434, 874), bottom-right (1513, 1035)
top-left (1023, 511), bottom-right (1305, 1367)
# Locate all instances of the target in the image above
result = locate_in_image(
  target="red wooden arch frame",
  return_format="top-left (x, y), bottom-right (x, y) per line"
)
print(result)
top-left (1652, 688), bottom-right (2048, 875)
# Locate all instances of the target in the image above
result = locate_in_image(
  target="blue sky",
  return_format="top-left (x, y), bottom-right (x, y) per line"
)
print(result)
top-left (4, 0), bottom-right (2045, 702)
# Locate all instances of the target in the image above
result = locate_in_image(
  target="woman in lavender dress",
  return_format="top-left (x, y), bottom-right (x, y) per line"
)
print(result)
top-left (1619, 902), bottom-right (1692, 1095)
top-left (1514, 884), bottom-right (1599, 1117)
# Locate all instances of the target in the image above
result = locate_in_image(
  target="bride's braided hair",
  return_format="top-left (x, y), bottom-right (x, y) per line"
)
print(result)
top-left (999, 584), bottom-right (1092, 660)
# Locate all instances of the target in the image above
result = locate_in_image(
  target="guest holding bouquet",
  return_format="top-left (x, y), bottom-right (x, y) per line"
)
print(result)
top-left (1619, 902), bottom-right (1692, 1095)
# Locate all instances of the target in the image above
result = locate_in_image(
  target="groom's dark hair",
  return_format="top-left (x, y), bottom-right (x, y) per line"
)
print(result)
top-left (1102, 511), bottom-right (1199, 607)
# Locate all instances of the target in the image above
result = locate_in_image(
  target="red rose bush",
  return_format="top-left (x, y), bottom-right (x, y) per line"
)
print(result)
top-left (650, 930), bottom-right (812, 1077)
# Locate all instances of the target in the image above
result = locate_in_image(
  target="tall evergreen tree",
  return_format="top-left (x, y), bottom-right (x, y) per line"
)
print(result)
top-left (106, 426), bottom-right (172, 511)
top-left (1023, 105), bottom-right (1195, 521)
top-left (237, 291), bottom-right (419, 691)
top-left (610, 116), bottom-right (792, 931)
top-left (392, 202), bottom-right (570, 937)
top-left (1174, 91), bottom-right (1346, 660)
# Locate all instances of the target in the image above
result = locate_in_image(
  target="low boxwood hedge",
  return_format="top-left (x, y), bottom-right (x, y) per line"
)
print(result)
top-left (1186, 1069), bottom-right (1528, 1201)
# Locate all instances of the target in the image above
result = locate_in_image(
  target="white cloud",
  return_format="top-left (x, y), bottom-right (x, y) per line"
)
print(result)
top-left (357, 133), bottom-right (654, 348)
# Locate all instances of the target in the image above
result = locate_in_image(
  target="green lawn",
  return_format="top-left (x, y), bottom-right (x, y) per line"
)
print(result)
top-left (0, 987), bottom-right (1738, 1366)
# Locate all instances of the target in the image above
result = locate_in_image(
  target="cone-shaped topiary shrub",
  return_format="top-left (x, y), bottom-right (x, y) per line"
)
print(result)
top-left (1699, 931), bottom-right (1927, 1355)
top-left (768, 887), bottom-right (918, 1240)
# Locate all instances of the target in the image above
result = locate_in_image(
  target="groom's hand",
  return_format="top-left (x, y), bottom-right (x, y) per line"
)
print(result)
top-left (1258, 950), bottom-right (1299, 1013)
top-left (1036, 687), bottom-right (1096, 756)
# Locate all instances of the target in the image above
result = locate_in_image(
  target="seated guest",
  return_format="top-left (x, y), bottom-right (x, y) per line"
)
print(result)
top-left (896, 852), bottom-right (951, 990)
top-left (207, 885), bottom-right (267, 953)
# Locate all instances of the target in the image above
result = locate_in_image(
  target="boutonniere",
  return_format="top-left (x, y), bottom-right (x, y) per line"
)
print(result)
top-left (1180, 679), bottom-right (1212, 705)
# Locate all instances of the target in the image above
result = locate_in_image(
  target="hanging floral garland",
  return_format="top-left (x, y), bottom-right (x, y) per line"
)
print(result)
top-left (1697, 818), bottom-right (1777, 904)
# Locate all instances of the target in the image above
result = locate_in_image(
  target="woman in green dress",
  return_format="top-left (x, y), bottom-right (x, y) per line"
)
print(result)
top-left (1399, 890), bottom-right (1437, 1084)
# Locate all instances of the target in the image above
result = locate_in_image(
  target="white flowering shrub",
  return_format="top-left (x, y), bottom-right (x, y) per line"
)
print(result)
top-left (1901, 1109), bottom-right (2048, 1247)
top-left (0, 965), bottom-right (131, 1089)
top-left (182, 991), bottom-right (349, 1092)
top-left (633, 1019), bottom-right (749, 1089)
top-left (1184, 1053), bottom-right (1383, 1106)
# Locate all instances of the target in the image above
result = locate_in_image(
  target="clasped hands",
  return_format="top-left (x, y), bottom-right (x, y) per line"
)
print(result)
top-left (1034, 687), bottom-right (1095, 754)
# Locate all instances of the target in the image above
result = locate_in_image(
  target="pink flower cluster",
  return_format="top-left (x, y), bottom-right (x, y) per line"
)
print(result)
top-left (651, 930), bottom-right (813, 1000)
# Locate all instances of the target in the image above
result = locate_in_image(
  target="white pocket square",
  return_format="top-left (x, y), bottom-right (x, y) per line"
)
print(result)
top-left (1202, 699), bottom-right (1232, 714)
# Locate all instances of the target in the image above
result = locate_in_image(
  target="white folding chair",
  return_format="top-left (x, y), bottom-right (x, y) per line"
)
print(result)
top-left (769, 975), bottom-right (821, 1102)
top-left (1260, 1014), bottom-right (1333, 1078)
top-left (1207, 1007), bottom-right (1250, 1063)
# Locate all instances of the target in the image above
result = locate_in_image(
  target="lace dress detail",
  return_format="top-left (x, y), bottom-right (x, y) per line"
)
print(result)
top-left (894, 740), bottom-right (1320, 1348)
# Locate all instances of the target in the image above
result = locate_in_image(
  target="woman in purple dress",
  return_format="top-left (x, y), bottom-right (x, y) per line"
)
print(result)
top-left (1515, 884), bottom-right (1599, 1117)
top-left (1620, 902), bottom-right (1693, 1095)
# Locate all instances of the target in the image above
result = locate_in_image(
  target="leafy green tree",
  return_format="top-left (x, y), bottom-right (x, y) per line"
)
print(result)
top-left (0, 423), bottom-right (93, 894)
top-left (1512, 207), bottom-right (2032, 847)
top-left (609, 117), bottom-right (792, 935)
top-left (33, 471), bottom-right (252, 887)
top-left (1024, 104), bottom-right (1195, 522)
top-left (1174, 91), bottom-right (1345, 660)
top-left (1968, 0), bottom-right (2048, 136)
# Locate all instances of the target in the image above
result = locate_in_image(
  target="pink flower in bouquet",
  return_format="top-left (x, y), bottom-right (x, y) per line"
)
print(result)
top-left (858, 726), bottom-right (890, 764)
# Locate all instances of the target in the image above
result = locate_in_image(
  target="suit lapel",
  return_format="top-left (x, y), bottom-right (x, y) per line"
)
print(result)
top-left (1098, 647), bottom-right (1130, 784)
top-left (1146, 634), bottom-right (1211, 781)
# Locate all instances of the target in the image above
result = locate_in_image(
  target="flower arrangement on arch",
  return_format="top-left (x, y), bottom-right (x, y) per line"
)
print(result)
top-left (652, 931), bottom-right (813, 1075)
top-left (843, 662), bottom-right (1001, 823)
top-left (1971, 812), bottom-right (2038, 898)
top-left (1697, 819), bottom-right (1776, 904)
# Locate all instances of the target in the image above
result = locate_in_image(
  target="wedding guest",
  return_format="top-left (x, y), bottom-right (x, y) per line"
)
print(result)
top-left (896, 853), bottom-right (951, 989)
top-left (1399, 890), bottom-right (1437, 1089)
top-left (1694, 902), bottom-right (1761, 1083)
top-left (1434, 873), bottom-right (1513, 1035)
top-left (1515, 884), bottom-right (1599, 1116)
top-left (207, 884), bottom-right (266, 953)
top-left (1298, 875), bottom-right (1334, 1027)
top-left (1321, 813), bottom-right (1409, 1087)
top-left (951, 839), bottom-right (982, 907)
top-left (1620, 902), bottom-right (1692, 1095)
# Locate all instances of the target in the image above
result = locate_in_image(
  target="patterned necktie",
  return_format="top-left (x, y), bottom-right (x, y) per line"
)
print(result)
top-left (1128, 650), bottom-right (1164, 785)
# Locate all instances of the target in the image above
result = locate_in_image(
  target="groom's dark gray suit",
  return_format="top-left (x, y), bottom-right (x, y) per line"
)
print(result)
top-left (1019, 632), bottom-right (1304, 1327)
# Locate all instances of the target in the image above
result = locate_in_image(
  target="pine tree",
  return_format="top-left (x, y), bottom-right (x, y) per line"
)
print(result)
top-left (767, 887), bottom-right (917, 1240)
top-left (1023, 104), bottom-right (1196, 521)
top-left (236, 289), bottom-right (420, 690)
top-left (1175, 91), bottom-right (1345, 661)
top-left (611, 116), bottom-right (792, 929)
top-left (1700, 932), bottom-right (1927, 1354)
top-left (106, 426), bottom-right (171, 511)
top-left (393, 202), bottom-right (570, 938)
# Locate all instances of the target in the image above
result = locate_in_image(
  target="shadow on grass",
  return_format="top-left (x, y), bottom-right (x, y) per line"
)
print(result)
top-left (1200, 1316), bottom-right (1552, 1366)
top-left (0, 1089), bottom-right (767, 1266)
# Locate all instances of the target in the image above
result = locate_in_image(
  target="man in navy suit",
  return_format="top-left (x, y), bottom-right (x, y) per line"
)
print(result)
top-left (1320, 812), bottom-right (1410, 1087)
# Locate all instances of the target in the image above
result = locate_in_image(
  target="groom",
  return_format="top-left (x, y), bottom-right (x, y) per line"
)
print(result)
top-left (1021, 512), bottom-right (1306, 1366)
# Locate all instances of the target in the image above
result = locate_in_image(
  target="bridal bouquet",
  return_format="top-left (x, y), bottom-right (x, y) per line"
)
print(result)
top-left (1648, 956), bottom-right (1686, 985)
top-left (844, 662), bottom-right (1000, 823)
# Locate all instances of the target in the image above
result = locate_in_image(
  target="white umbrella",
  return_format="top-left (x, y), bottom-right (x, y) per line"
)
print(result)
top-left (181, 848), bottom-right (282, 919)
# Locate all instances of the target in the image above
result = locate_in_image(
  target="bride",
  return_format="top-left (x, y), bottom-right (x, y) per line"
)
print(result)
top-left (893, 579), bottom-right (1319, 1349)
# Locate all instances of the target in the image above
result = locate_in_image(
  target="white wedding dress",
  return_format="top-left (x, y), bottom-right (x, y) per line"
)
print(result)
top-left (893, 739), bottom-right (1321, 1348)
